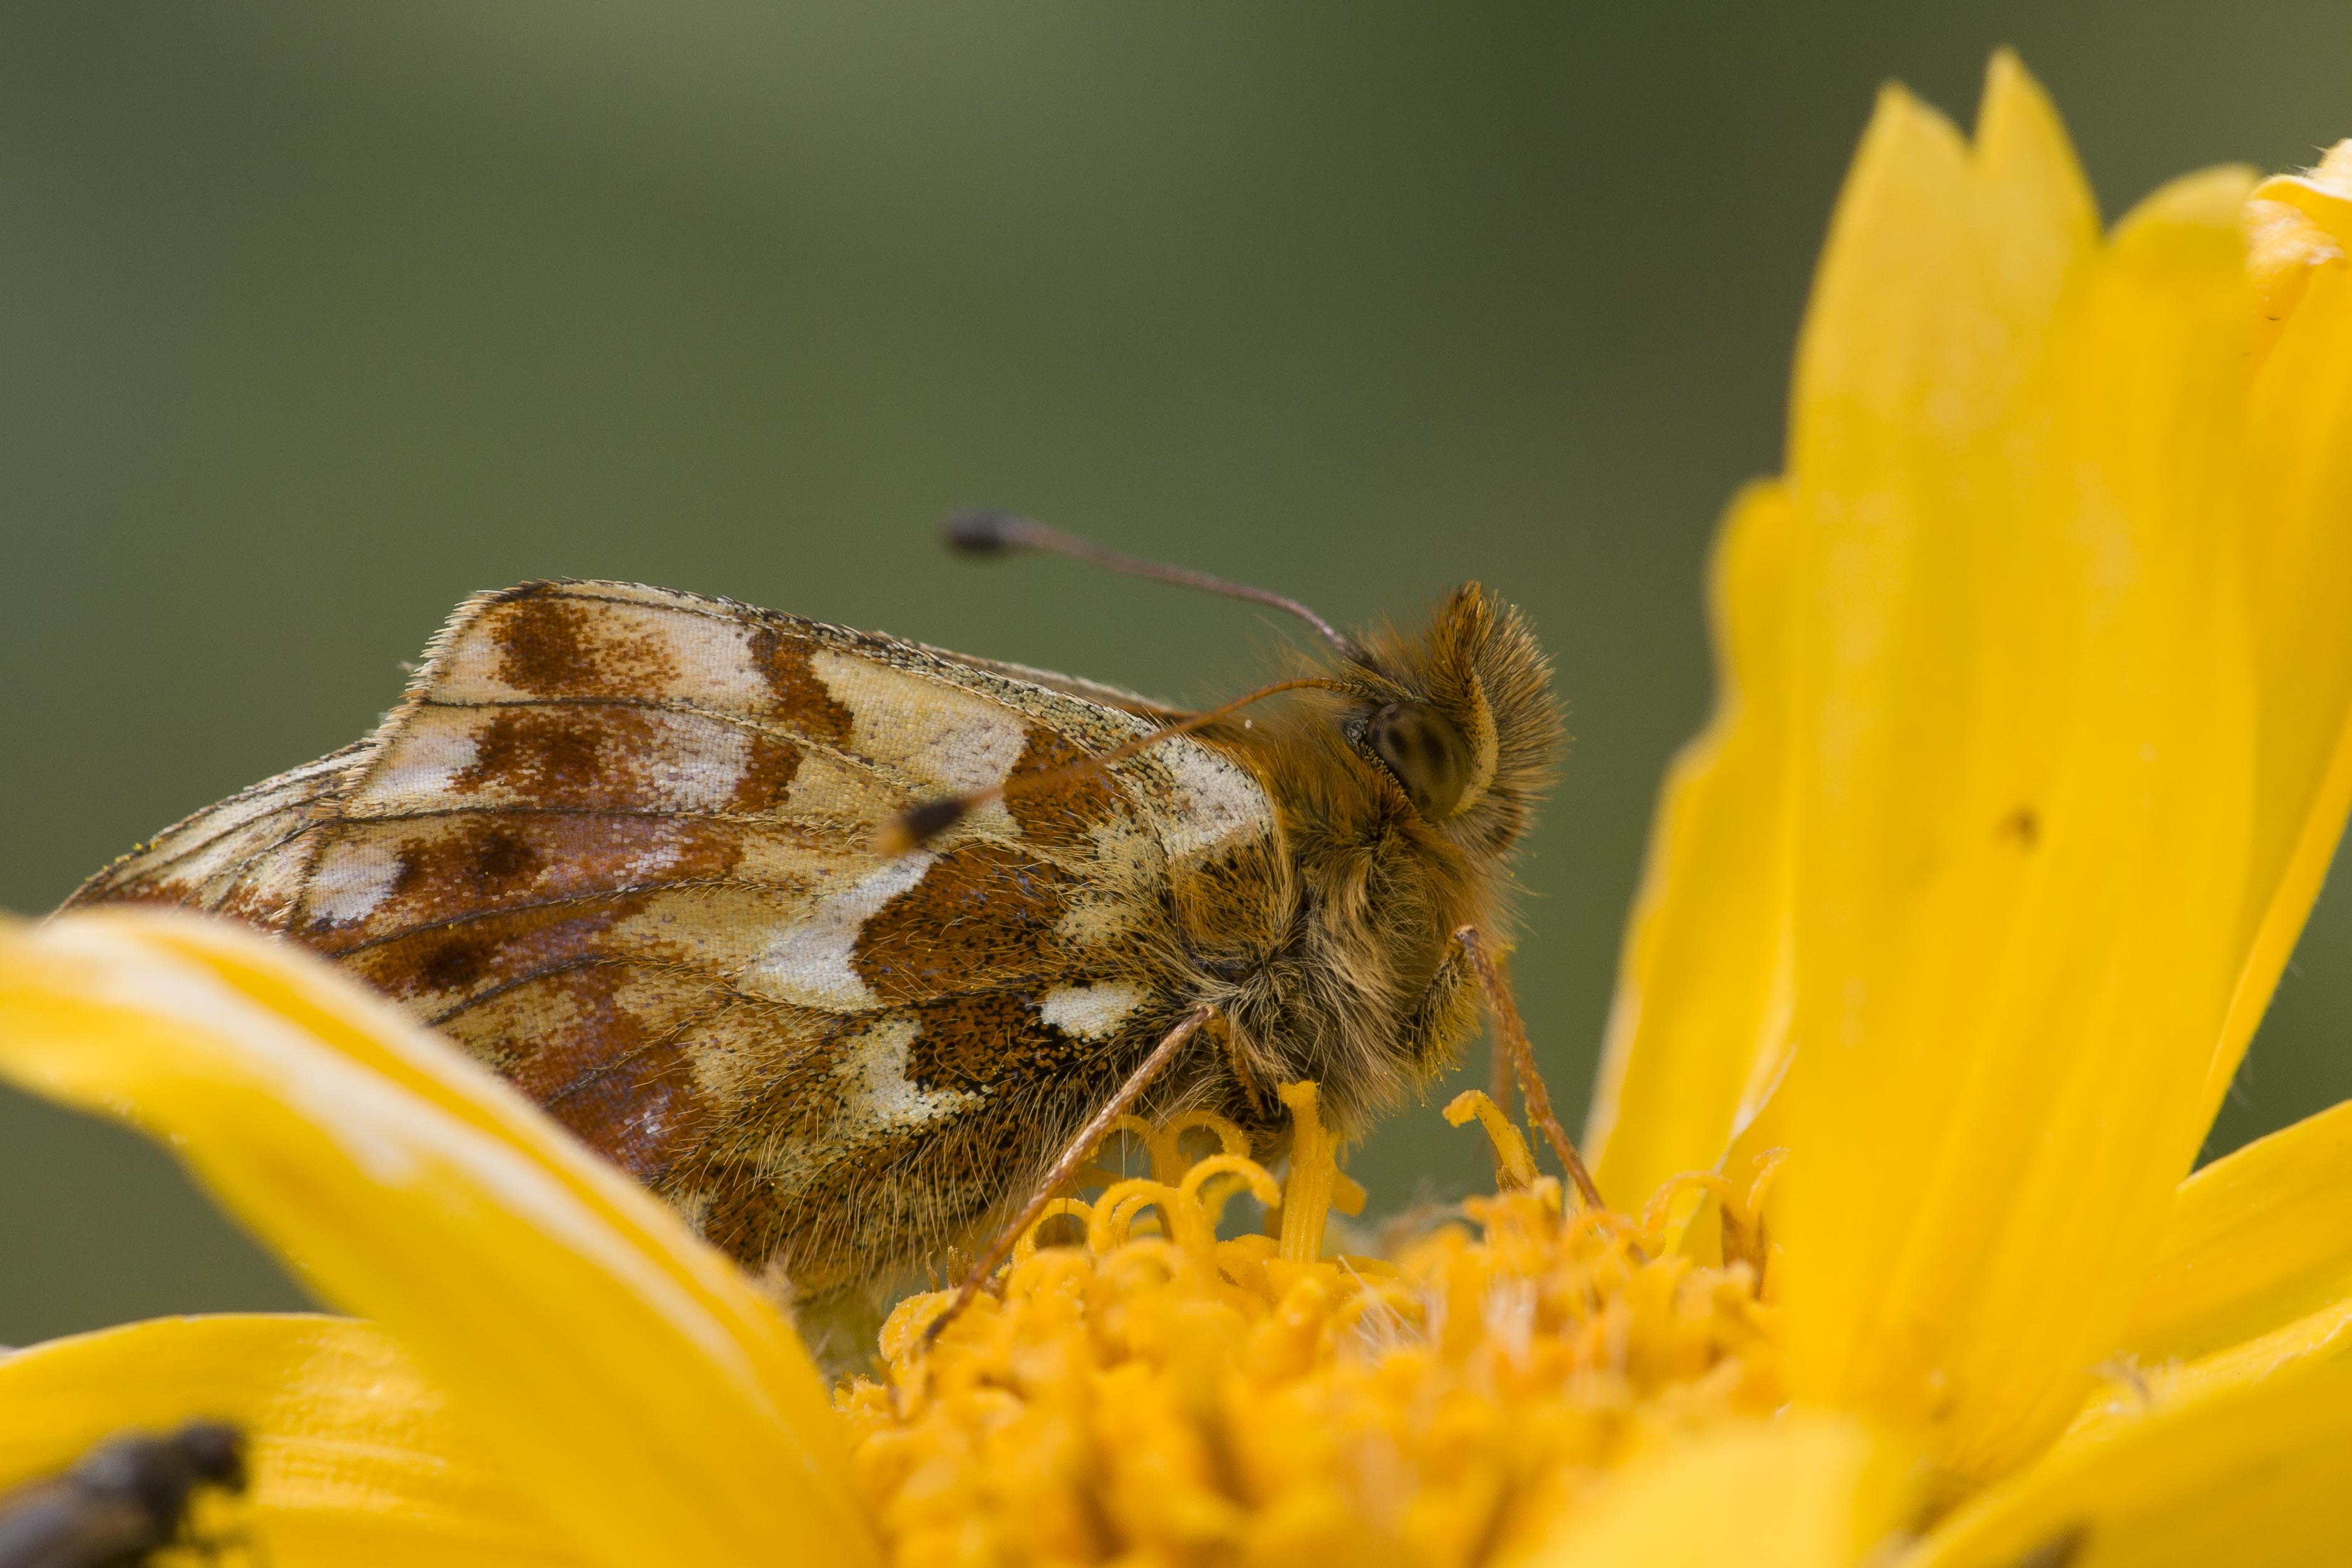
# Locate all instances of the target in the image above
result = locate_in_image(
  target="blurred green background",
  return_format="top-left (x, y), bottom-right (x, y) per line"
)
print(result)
top-left (6, 2), bottom-right (2351, 1344)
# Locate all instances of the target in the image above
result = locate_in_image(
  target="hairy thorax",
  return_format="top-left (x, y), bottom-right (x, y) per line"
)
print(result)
top-left (1176, 717), bottom-right (1494, 1148)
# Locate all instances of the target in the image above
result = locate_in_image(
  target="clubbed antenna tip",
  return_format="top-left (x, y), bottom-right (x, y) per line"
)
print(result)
top-left (943, 510), bottom-right (1034, 556)
top-left (935, 509), bottom-right (1361, 660)
top-left (878, 795), bottom-right (969, 858)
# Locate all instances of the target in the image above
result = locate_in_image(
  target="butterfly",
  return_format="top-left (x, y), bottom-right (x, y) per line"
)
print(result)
top-left (66, 516), bottom-right (1570, 1328)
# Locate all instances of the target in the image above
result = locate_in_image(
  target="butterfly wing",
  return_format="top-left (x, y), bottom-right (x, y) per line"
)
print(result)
top-left (69, 580), bottom-right (1282, 1294)
top-left (71, 741), bottom-right (373, 924)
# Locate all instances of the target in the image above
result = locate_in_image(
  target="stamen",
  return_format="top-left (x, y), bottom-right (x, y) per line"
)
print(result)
top-left (1444, 1089), bottom-right (1539, 1189)
top-left (1640, 1171), bottom-right (1740, 1251)
top-left (1631, 1152), bottom-right (1789, 1285)
top-left (1090, 1178), bottom-right (1186, 1254)
top-left (1744, 1146), bottom-right (1792, 1216)
top-left (1158, 1110), bottom-right (1252, 1181)
top-left (1722, 1147), bottom-right (1792, 1278)
top-left (841, 1095), bottom-right (1791, 1567)
top-left (1010, 1197), bottom-right (1096, 1266)
top-left (1276, 1080), bottom-right (1342, 1264)
top-left (1176, 1154), bottom-right (1281, 1254)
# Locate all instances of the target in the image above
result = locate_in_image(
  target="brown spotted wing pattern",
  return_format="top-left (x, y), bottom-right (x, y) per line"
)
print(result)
top-left (71, 580), bottom-right (1283, 1298)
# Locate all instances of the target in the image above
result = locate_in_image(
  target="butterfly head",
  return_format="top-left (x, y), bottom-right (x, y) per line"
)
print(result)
top-left (1335, 583), bottom-right (1563, 858)
top-left (896, 518), bottom-right (1563, 870)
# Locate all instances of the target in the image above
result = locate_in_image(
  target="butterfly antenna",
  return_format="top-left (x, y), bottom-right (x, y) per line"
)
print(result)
top-left (877, 675), bottom-right (1352, 856)
top-left (945, 510), bottom-right (1362, 662)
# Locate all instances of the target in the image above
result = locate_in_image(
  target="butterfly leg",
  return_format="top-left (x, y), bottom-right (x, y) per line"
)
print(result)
top-left (1488, 1002), bottom-right (1518, 1122)
top-left (923, 1003), bottom-right (1218, 1346)
top-left (1454, 926), bottom-right (1606, 1212)
top-left (1215, 1014), bottom-right (1270, 1121)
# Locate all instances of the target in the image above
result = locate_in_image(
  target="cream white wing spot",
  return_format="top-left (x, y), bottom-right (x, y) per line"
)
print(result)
top-left (1040, 981), bottom-right (1146, 1041)
top-left (814, 650), bottom-right (1029, 807)
top-left (741, 853), bottom-right (934, 1011)
top-left (1155, 737), bottom-right (1275, 859)
top-left (603, 833), bottom-right (692, 888)
top-left (634, 605), bottom-right (783, 710)
top-left (357, 724), bottom-right (480, 810)
top-left (300, 837), bottom-right (406, 926)
top-left (637, 722), bottom-right (752, 812)
top-left (831, 1013), bottom-right (979, 1135)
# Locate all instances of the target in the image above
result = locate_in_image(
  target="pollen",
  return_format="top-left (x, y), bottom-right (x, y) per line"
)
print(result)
top-left (833, 1086), bottom-right (1789, 1568)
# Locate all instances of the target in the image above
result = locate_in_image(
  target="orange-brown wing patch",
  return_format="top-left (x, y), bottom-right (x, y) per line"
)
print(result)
top-left (1005, 724), bottom-right (1124, 852)
top-left (431, 583), bottom-right (856, 727)
top-left (852, 841), bottom-right (1074, 1003)
top-left (329, 882), bottom-right (813, 1018)
top-left (460, 705), bottom-right (807, 815)
top-left (746, 622), bottom-right (855, 745)
top-left (907, 991), bottom-right (1067, 1094)
top-left (294, 814), bottom-right (779, 940)
top-left (485, 592), bottom-right (680, 700)
top-left (449, 961), bottom-right (729, 1180)
top-left (334, 894), bottom-right (654, 1009)
top-left (349, 702), bottom-right (806, 821)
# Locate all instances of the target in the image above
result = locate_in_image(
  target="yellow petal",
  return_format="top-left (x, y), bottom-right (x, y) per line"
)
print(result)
top-left (1911, 1298), bottom-right (2352, 1567)
top-left (2242, 141), bottom-right (2352, 370)
top-left (0, 1313), bottom-right (580, 1567)
top-left (2201, 163), bottom-right (2352, 1123)
top-left (1586, 479), bottom-right (1799, 1208)
top-left (1777, 57), bottom-right (2259, 1480)
top-left (0, 910), bottom-right (878, 1568)
top-left (1521, 1414), bottom-right (1917, 1568)
top-left (2122, 1097), bottom-right (2352, 1363)
top-left (1589, 54), bottom-right (2099, 1214)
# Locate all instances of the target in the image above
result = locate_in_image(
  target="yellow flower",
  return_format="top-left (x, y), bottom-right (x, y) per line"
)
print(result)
top-left (1584, 43), bottom-right (2352, 1550)
top-left (835, 1088), bottom-right (1798, 1568)
top-left (6, 49), bottom-right (2352, 1568)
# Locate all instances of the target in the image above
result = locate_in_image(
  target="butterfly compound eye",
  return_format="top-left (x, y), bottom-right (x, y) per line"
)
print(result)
top-left (1365, 701), bottom-right (1474, 819)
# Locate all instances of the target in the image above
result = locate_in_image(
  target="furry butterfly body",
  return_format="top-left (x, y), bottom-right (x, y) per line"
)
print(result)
top-left (69, 575), bottom-right (1560, 1311)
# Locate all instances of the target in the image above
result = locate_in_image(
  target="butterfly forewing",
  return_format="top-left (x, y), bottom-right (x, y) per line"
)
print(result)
top-left (69, 580), bottom-right (1281, 1294)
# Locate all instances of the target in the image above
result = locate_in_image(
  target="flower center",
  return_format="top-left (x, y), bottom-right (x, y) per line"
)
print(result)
top-left (834, 1086), bottom-right (1787, 1567)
